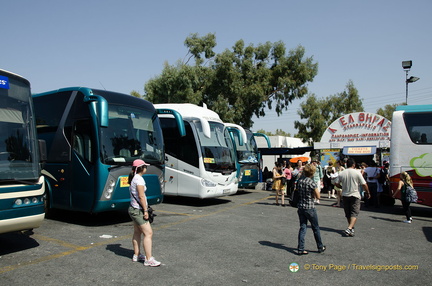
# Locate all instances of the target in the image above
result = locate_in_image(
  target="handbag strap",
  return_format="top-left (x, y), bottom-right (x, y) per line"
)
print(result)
top-left (131, 191), bottom-right (145, 210)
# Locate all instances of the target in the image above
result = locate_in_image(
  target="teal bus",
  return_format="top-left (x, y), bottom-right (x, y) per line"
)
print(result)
top-left (0, 69), bottom-right (45, 234)
top-left (32, 87), bottom-right (165, 213)
top-left (229, 129), bottom-right (271, 188)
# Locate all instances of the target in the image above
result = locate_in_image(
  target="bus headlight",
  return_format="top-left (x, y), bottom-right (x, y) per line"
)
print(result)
top-left (159, 174), bottom-right (165, 193)
top-left (201, 178), bottom-right (217, 187)
top-left (159, 174), bottom-right (164, 185)
top-left (104, 179), bottom-right (116, 199)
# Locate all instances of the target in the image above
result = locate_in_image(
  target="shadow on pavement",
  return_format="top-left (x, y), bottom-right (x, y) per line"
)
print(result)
top-left (45, 209), bottom-right (131, 227)
top-left (162, 196), bottom-right (231, 207)
top-left (0, 231), bottom-right (40, 255)
top-left (106, 243), bottom-right (134, 260)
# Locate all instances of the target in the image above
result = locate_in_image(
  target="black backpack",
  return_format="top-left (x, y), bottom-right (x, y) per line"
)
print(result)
top-left (377, 169), bottom-right (386, 184)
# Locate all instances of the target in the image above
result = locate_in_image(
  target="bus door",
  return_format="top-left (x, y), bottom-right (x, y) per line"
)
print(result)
top-left (70, 119), bottom-right (96, 211)
top-left (165, 153), bottom-right (179, 196)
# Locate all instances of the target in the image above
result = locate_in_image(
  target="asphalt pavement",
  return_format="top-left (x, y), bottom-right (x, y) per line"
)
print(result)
top-left (1, 186), bottom-right (431, 286)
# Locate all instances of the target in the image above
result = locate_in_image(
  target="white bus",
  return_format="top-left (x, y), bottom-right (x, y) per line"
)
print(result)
top-left (390, 104), bottom-right (432, 207)
top-left (155, 103), bottom-right (246, 198)
top-left (0, 69), bottom-right (45, 234)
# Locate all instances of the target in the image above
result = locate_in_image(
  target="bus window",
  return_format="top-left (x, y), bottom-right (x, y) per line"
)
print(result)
top-left (73, 119), bottom-right (94, 162)
top-left (403, 113), bottom-right (432, 144)
top-left (160, 118), bottom-right (199, 168)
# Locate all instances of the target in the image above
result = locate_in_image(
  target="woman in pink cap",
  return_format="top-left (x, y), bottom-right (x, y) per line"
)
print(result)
top-left (128, 159), bottom-right (161, 267)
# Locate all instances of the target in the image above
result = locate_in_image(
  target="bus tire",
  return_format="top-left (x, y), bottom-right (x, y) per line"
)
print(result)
top-left (43, 191), bottom-right (52, 218)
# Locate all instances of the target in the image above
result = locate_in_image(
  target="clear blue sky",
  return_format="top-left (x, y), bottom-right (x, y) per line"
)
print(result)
top-left (3, 0), bottom-right (431, 135)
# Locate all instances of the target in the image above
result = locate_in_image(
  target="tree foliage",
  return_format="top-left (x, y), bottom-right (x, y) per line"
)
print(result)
top-left (256, 129), bottom-right (291, 137)
top-left (294, 80), bottom-right (364, 145)
top-left (143, 33), bottom-right (318, 128)
top-left (130, 90), bottom-right (141, 98)
top-left (376, 103), bottom-right (405, 120)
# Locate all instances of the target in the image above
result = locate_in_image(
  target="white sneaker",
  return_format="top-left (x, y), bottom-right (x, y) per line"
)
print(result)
top-left (144, 256), bottom-right (161, 267)
top-left (132, 254), bottom-right (145, 262)
top-left (403, 220), bottom-right (412, 224)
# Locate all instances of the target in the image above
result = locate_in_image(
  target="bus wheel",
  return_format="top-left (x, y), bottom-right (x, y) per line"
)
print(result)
top-left (43, 191), bottom-right (52, 217)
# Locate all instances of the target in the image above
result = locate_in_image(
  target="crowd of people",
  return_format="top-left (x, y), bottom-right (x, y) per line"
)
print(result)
top-left (125, 156), bottom-right (411, 263)
top-left (266, 157), bottom-right (411, 255)
top-left (268, 158), bottom-right (393, 209)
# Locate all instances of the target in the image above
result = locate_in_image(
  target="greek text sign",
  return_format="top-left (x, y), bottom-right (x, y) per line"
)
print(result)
top-left (320, 112), bottom-right (391, 147)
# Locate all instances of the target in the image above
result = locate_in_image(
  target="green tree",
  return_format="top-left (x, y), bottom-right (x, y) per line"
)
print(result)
top-left (144, 33), bottom-right (318, 128)
top-left (294, 80), bottom-right (364, 145)
top-left (255, 129), bottom-right (291, 137)
top-left (376, 103), bottom-right (405, 120)
top-left (130, 90), bottom-right (141, 98)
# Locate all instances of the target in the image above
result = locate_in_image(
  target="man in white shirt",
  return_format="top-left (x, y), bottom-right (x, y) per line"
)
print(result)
top-left (335, 158), bottom-right (370, 237)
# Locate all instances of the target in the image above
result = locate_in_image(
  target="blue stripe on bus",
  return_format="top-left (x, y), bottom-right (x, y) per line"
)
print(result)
top-left (0, 204), bottom-right (45, 220)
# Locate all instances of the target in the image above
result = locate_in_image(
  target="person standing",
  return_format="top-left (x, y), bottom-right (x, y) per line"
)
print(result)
top-left (291, 160), bottom-right (304, 191)
top-left (392, 172), bottom-right (414, 223)
top-left (128, 159), bottom-right (161, 267)
top-left (331, 160), bottom-right (345, 207)
top-left (335, 158), bottom-right (370, 237)
top-left (324, 162), bottom-right (336, 199)
top-left (364, 161), bottom-right (381, 207)
top-left (311, 160), bottom-right (323, 204)
top-left (296, 164), bottom-right (326, 255)
top-left (283, 161), bottom-right (293, 197)
top-left (272, 162), bottom-right (285, 206)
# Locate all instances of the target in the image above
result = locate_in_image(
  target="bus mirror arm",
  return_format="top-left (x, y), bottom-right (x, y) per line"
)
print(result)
top-left (156, 109), bottom-right (186, 137)
top-left (84, 95), bottom-right (109, 128)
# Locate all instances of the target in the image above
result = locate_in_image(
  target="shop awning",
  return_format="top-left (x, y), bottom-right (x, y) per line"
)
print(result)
top-left (342, 146), bottom-right (376, 155)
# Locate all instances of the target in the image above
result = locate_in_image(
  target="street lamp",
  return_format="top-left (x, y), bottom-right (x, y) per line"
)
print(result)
top-left (402, 60), bottom-right (420, 105)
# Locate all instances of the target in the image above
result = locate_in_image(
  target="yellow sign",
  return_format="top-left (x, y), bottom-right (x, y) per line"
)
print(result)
top-left (245, 170), bottom-right (251, 176)
top-left (346, 147), bottom-right (372, 154)
top-left (120, 176), bottom-right (129, 188)
top-left (204, 158), bottom-right (215, 164)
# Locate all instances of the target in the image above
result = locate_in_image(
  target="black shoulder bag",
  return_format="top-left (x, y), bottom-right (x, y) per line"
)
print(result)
top-left (131, 192), bottom-right (156, 223)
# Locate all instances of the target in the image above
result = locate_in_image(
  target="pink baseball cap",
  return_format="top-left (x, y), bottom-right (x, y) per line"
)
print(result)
top-left (132, 159), bottom-right (150, 167)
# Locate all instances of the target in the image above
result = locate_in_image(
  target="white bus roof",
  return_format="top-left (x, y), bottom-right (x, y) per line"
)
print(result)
top-left (154, 103), bottom-right (222, 122)
top-left (155, 103), bottom-right (247, 142)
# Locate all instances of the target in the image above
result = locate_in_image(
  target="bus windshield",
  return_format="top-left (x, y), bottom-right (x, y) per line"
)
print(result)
top-left (195, 121), bottom-right (236, 172)
top-left (0, 78), bottom-right (38, 181)
top-left (235, 131), bottom-right (258, 164)
top-left (100, 104), bottom-right (164, 166)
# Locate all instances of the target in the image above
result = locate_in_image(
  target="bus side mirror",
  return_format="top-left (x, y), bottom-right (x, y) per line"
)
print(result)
top-left (84, 95), bottom-right (109, 127)
top-left (227, 127), bottom-right (244, 146)
top-left (156, 109), bottom-right (186, 137)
